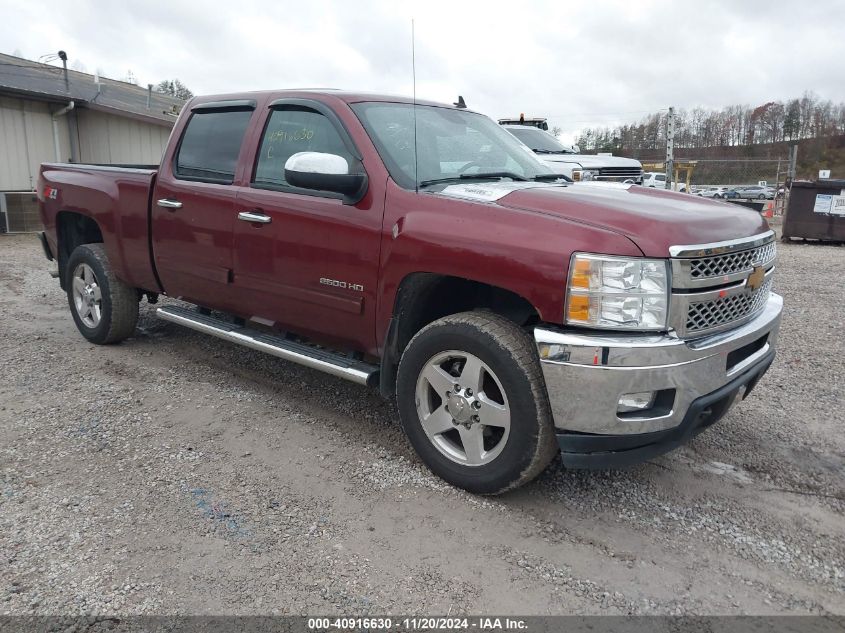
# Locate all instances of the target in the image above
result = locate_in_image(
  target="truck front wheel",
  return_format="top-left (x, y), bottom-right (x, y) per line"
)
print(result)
top-left (396, 312), bottom-right (557, 494)
top-left (65, 244), bottom-right (139, 345)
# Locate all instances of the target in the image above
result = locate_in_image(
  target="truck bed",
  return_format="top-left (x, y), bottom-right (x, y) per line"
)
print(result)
top-left (39, 162), bottom-right (161, 293)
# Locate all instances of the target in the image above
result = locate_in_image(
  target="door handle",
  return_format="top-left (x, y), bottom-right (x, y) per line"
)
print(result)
top-left (157, 198), bottom-right (182, 209)
top-left (238, 211), bottom-right (272, 224)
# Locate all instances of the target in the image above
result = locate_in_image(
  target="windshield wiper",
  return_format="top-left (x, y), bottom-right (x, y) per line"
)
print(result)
top-left (459, 172), bottom-right (528, 181)
top-left (418, 177), bottom-right (463, 188)
top-left (533, 173), bottom-right (572, 182)
top-left (418, 172), bottom-right (528, 188)
top-left (533, 149), bottom-right (572, 155)
top-left (419, 172), bottom-right (568, 188)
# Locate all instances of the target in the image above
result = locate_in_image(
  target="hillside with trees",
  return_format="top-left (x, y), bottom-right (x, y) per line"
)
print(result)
top-left (576, 92), bottom-right (845, 154)
top-left (574, 92), bottom-right (845, 180)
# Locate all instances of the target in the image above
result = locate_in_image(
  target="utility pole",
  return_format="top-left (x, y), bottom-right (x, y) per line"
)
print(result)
top-left (787, 144), bottom-right (798, 181)
top-left (665, 106), bottom-right (675, 190)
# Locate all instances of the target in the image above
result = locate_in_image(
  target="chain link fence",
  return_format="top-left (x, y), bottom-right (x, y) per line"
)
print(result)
top-left (683, 158), bottom-right (788, 187)
top-left (641, 157), bottom-right (791, 215)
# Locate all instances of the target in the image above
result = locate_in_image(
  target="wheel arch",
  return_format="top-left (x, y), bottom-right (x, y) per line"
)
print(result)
top-left (56, 211), bottom-right (104, 290)
top-left (379, 272), bottom-right (541, 397)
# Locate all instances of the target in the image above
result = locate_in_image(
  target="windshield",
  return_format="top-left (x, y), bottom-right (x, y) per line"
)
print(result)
top-left (505, 126), bottom-right (572, 154)
top-left (351, 102), bottom-right (557, 190)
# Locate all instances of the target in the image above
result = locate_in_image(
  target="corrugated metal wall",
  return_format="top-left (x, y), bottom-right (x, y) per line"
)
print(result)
top-left (0, 96), bottom-right (69, 191)
top-left (76, 109), bottom-right (172, 165)
top-left (0, 95), bottom-right (172, 192)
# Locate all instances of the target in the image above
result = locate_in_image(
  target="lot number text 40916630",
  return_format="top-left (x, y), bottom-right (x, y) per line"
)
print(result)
top-left (307, 617), bottom-right (529, 631)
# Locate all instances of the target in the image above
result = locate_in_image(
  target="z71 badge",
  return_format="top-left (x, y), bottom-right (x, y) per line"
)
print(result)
top-left (320, 278), bottom-right (364, 292)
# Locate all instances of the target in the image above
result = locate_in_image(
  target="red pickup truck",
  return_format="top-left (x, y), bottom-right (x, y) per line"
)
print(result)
top-left (37, 90), bottom-right (782, 494)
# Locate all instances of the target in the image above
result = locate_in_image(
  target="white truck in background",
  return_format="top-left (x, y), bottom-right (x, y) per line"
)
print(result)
top-left (642, 171), bottom-right (689, 192)
top-left (501, 122), bottom-right (643, 184)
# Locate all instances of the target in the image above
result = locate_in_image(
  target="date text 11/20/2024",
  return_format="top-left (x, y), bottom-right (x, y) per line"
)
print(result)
top-left (307, 617), bottom-right (529, 630)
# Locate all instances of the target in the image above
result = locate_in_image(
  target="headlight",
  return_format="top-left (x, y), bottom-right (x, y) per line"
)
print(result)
top-left (565, 253), bottom-right (669, 330)
top-left (572, 169), bottom-right (598, 181)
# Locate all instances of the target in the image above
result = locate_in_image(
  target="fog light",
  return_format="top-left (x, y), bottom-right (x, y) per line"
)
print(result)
top-left (617, 391), bottom-right (656, 413)
top-left (537, 343), bottom-right (570, 363)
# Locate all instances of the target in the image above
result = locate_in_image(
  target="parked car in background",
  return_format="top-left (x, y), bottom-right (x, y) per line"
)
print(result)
top-left (642, 172), bottom-right (666, 188)
top-left (697, 187), bottom-right (721, 198)
top-left (732, 185), bottom-right (775, 200)
top-left (643, 172), bottom-right (687, 192)
top-left (503, 125), bottom-right (643, 183)
top-left (699, 187), bottom-right (738, 199)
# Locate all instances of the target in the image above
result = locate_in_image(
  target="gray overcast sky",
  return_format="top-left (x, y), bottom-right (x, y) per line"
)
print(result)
top-left (2, 0), bottom-right (843, 144)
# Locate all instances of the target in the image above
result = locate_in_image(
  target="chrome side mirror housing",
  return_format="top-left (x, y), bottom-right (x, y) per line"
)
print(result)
top-left (284, 152), bottom-right (367, 204)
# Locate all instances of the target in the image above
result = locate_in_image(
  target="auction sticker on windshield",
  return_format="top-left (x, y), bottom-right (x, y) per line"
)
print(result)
top-left (438, 181), bottom-right (562, 202)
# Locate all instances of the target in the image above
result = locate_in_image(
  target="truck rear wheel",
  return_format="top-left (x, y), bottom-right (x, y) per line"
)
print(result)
top-left (66, 243), bottom-right (139, 345)
top-left (396, 312), bottom-right (557, 494)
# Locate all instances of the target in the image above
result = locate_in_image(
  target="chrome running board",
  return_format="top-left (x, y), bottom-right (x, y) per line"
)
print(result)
top-left (157, 305), bottom-right (378, 386)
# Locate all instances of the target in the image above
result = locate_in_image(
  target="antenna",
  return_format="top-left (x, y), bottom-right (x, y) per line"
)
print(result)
top-left (411, 19), bottom-right (419, 194)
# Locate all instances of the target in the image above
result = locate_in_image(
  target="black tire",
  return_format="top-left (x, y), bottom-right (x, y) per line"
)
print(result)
top-left (757, 194), bottom-right (765, 200)
top-left (65, 243), bottom-right (139, 344)
top-left (396, 312), bottom-right (557, 494)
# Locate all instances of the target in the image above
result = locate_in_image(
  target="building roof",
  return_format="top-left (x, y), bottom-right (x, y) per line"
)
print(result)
top-left (0, 53), bottom-right (185, 126)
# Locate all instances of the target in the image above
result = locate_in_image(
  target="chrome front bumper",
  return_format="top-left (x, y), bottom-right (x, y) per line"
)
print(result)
top-left (534, 293), bottom-right (783, 440)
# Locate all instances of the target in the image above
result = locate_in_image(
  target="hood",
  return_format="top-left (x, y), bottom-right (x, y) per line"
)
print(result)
top-left (539, 153), bottom-right (642, 169)
top-left (437, 181), bottom-right (769, 257)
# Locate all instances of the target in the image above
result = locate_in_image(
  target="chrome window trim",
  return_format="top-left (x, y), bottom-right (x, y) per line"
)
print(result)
top-left (668, 230), bottom-right (776, 258)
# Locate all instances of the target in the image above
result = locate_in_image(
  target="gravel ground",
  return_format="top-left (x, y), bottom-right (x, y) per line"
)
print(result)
top-left (0, 232), bottom-right (843, 616)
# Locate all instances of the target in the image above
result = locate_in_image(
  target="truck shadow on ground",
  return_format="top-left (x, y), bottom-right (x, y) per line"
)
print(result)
top-left (134, 304), bottom-right (845, 514)
top-left (134, 309), bottom-right (690, 493)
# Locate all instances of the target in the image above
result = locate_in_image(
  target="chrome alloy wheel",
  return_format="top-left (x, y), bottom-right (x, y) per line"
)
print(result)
top-left (71, 263), bottom-right (102, 328)
top-left (414, 350), bottom-right (511, 466)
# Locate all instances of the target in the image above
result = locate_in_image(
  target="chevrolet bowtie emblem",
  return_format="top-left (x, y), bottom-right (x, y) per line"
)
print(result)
top-left (746, 265), bottom-right (765, 291)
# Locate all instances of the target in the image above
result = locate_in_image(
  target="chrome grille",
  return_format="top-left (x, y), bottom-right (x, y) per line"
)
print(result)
top-left (669, 232), bottom-right (777, 337)
top-left (597, 167), bottom-right (643, 181)
top-left (671, 232), bottom-right (777, 290)
top-left (685, 277), bottom-right (772, 334)
top-left (689, 241), bottom-right (776, 280)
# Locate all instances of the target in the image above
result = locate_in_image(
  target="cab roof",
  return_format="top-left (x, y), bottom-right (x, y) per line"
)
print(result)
top-left (187, 89), bottom-right (475, 112)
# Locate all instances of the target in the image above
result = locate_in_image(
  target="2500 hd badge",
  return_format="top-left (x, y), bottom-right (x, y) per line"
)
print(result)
top-left (320, 277), bottom-right (364, 292)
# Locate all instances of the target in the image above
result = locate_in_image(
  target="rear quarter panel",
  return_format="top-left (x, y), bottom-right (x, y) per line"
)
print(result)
top-left (39, 164), bottom-right (161, 292)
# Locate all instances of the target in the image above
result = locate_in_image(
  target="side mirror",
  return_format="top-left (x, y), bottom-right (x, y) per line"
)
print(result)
top-left (284, 152), bottom-right (367, 204)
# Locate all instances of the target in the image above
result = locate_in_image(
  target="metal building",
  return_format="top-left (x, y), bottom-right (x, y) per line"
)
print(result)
top-left (0, 53), bottom-right (184, 232)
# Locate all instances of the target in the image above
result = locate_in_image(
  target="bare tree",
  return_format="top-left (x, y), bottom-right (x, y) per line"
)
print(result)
top-left (155, 79), bottom-right (194, 101)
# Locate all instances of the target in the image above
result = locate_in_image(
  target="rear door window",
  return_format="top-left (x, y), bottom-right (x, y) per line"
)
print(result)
top-left (175, 109), bottom-right (253, 183)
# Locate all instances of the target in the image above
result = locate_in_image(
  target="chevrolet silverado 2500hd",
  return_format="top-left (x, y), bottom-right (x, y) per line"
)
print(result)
top-left (38, 90), bottom-right (782, 494)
